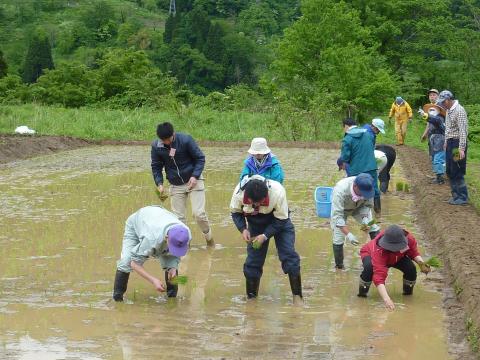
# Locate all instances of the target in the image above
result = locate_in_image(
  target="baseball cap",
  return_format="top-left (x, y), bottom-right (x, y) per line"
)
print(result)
top-left (353, 173), bottom-right (375, 199)
top-left (371, 118), bottom-right (385, 134)
top-left (167, 225), bottom-right (191, 257)
top-left (428, 88), bottom-right (439, 95)
top-left (436, 90), bottom-right (453, 106)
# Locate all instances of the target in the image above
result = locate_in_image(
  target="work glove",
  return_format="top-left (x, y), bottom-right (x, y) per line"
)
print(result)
top-left (346, 232), bottom-right (359, 246)
top-left (418, 108), bottom-right (425, 117)
top-left (418, 262), bottom-right (431, 274)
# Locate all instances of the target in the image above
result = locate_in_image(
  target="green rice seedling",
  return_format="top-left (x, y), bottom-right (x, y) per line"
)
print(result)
top-left (403, 183), bottom-right (410, 192)
top-left (252, 240), bottom-right (262, 250)
top-left (396, 182), bottom-right (404, 191)
top-left (425, 256), bottom-right (442, 268)
top-left (452, 148), bottom-right (461, 162)
top-left (169, 275), bottom-right (188, 285)
top-left (360, 219), bottom-right (376, 231)
top-left (154, 188), bottom-right (168, 202)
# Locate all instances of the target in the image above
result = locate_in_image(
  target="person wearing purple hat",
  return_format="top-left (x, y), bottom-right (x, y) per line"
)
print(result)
top-left (330, 173), bottom-right (380, 270)
top-left (113, 206), bottom-right (192, 302)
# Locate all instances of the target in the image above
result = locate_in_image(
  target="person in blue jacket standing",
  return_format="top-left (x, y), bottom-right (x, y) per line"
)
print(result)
top-left (240, 138), bottom-right (284, 184)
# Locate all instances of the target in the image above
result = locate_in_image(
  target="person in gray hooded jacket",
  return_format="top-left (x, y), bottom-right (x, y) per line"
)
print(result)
top-left (113, 206), bottom-right (191, 302)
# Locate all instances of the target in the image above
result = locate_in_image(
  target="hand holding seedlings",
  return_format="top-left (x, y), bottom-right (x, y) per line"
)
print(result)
top-left (242, 229), bottom-right (251, 243)
top-left (169, 275), bottom-right (188, 285)
top-left (360, 219), bottom-right (376, 232)
top-left (155, 186), bottom-right (168, 201)
top-left (252, 234), bottom-right (267, 250)
top-left (425, 256), bottom-right (442, 268)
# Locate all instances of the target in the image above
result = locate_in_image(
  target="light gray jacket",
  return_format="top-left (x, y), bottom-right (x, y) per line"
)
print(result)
top-left (330, 177), bottom-right (373, 228)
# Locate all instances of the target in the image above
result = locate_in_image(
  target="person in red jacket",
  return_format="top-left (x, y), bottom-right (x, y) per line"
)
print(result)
top-left (357, 225), bottom-right (431, 310)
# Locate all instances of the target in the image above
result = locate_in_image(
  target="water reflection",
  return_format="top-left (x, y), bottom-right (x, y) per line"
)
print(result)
top-left (0, 146), bottom-right (449, 359)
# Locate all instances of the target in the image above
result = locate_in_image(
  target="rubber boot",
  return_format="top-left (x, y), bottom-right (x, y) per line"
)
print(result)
top-left (402, 279), bottom-right (416, 295)
top-left (380, 180), bottom-right (389, 194)
top-left (431, 174), bottom-right (445, 184)
top-left (332, 244), bottom-right (344, 269)
top-left (113, 270), bottom-right (130, 302)
top-left (369, 230), bottom-right (380, 240)
top-left (357, 278), bottom-right (371, 297)
top-left (373, 196), bottom-right (381, 213)
top-left (246, 277), bottom-right (260, 299)
top-left (288, 273), bottom-right (302, 298)
top-left (165, 270), bottom-right (178, 298)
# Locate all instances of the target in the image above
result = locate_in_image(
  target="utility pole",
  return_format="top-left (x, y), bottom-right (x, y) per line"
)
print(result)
top-left (169, 0), bottom-right (176, 15)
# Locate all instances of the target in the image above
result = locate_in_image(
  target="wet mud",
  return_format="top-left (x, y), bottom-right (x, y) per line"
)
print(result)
top-left (0, 137), bottom-right (477, 359)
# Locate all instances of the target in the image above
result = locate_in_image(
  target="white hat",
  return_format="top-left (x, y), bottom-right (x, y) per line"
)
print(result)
top-left (248, 138), bottom-right (271, 155)
top-left (371, 118), bottom-right (385, 134)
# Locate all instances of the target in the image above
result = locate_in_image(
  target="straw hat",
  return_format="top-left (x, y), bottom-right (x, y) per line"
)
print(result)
top-left (248, 138), bottom-right (271, 155)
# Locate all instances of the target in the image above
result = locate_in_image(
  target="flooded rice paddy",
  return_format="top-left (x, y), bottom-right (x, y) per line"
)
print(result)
top-left (0, 146), bottom-right (449, 359)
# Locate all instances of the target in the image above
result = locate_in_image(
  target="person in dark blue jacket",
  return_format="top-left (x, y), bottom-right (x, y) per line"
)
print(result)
top-left (240, 138), bottom-right (284, 184)
top-left (151, 122), bottom-right (213, 245)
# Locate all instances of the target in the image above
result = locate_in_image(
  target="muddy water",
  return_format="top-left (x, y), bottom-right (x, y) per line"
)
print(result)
top-left (0, 146), bottom-right (449, 359)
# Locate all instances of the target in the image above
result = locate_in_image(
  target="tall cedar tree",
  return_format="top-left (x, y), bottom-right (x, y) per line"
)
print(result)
top-left (188, 8), bottom-right (211, 50)
top-left (203, 23), bottom-right (225, 63)
top-left (22, 35), bottom-right (54, 83)
top-left (164, 14), bottom-right (177, 44)
top-left (0, 49), bottom-right (7, 78)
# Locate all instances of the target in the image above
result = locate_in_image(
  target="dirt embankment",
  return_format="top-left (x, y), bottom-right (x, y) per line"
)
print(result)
top-left (0, 135), bottom-right (478, 357)
top-left (398, 146), bottom-right (479, 357)
top-left (0, 135), bottom-right (91, 164)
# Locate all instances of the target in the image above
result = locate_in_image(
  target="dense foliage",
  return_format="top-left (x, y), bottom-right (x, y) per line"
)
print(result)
top-left (0, 0), bottom-right (479, 133)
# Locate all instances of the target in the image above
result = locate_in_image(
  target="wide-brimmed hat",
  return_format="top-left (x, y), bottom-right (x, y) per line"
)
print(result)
top-left (353, 173), bottom-right (374, 199)
top-left (248, 138), bottom-right (271, 155)
top-left (371, 118), bottom-right (385, 134)
top-left (167, 225), bottom-right (191, 257)
top-left (428, 88), bottom-right (439, 95)
top-left (378, 225), bottom-right (408, 252)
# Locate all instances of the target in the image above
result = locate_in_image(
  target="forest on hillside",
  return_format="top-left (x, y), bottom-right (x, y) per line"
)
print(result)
top-left (1, 0), bottom-right (480, 122)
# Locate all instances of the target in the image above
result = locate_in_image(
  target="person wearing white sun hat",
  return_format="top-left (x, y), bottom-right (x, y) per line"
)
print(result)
top-left (239, 137), bottom-right (285, 184)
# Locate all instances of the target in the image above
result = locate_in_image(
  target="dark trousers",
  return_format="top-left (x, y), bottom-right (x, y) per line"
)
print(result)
top-left (376, 144), bottom-right (396, 193)
top-left (243, 218), bottom-right (300, 279)
top-left (446, 138), bottom-right (468, 201)
top-left (360, 255), bottom-right (417, 283)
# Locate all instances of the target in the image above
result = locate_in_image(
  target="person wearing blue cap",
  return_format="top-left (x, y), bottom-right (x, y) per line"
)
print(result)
top-left (330, 173), bottom-right (380, 270)
top-left (436, 90), bottom-right (469, 205)
top-left (113, 205), bottom-right (192, 302)
top-left (388, 97), bottom-right (413, 145)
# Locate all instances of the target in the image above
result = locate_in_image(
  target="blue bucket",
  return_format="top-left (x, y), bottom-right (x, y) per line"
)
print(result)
top-left (314, 186), bottom-right (333, 218)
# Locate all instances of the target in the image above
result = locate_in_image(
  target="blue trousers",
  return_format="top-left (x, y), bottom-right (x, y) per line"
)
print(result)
top-left (432, 151), bottom-right (445, 175)
top-left (243, 218), bottom-right (300, 279)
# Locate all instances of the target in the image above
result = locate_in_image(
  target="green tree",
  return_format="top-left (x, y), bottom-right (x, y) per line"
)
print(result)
top-left (30, 62), bottom-right (101, 107)
top-left (222, 32), bottom-right (257, 86)
top-left (266, 0), bottom-right (396, 115)
top-left (81, 1), bottom-right (118, 42)
top-left (164, 14), bottom-right (179, 44)
top-left (0, 49), bottom-right (7, 78)
top-left (167, 45), bottom-right (224, 94)
top-left (237, 3), bottom-right (279, 40)
top-left (22, 34), bottom-right (54, 83)
top-left (188, 7), bottom-right (211, 50)
top-left (203, 22), bottom-right (225, 63)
